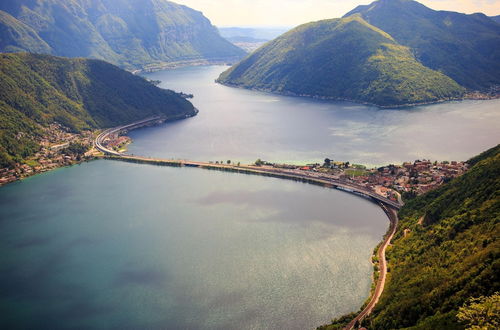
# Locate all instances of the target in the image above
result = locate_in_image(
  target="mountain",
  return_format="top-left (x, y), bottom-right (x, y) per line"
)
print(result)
top-left (0, 0), bottom-right (245, 70)
top-left (491, 15), bottom-right (500, 24)
top-left (345, 0), bottom-right (500, 90)
top-left (217, 15), bottom-right (464, 107)
top-left (218, 27), bottom-right (291, 42)
top-left (321, 145), bottom-right (500, 329)
top-left (0, 52), bottom-right (196, 167)
top-left (366, 144), bottom-right (500, 329)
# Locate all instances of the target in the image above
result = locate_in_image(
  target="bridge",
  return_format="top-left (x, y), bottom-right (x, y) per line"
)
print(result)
top-left (94, 118), bottom-right (403, 210)
top-left (94, 117), bottom-right (403, 328)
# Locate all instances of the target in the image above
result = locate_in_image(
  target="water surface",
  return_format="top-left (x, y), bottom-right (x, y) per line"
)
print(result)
top-left (2, 65), bottom-right (496, 329)
top-left (131, 65), bottom-right (500, 165)
top-left (0, 161), bottom-right (387, 329)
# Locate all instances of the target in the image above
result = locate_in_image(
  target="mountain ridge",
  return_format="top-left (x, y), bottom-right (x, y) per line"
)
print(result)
top-left (217, 14), bottom-right (465, 107)
top-left (0, 52), bottom-right (196, 167)
top-left (321, 144), bottom-right (500, 329)
top-left (344, 0), bottom-right (500, 90)
top-left (0, 0), bottom-right (245, 70)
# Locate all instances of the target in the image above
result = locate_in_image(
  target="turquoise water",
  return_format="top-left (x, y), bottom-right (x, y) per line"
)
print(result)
top-left (3, 65), bottom-right (497, 329)
top-left (0, 161), bottom-right (387, 329)
top-left (131, 66), bottom-right (500, 166)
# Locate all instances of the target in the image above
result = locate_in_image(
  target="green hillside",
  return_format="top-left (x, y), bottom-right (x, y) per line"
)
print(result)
top-left (345, 0), bottom-right (500, 90)
top-left (0, 52), bottom-right (196, 167)
top-left (218, 15), bottom-right (464, 107)
top-left (0, 0), bottom-right (245, 70)
top-left (320, 145), bottom-right (499, 329)
top-left (365, 145), bottom-right (499, 329)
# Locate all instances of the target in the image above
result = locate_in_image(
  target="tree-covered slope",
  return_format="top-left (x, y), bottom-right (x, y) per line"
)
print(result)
top-left (0, 52), bottom-right (196, 167)
top-left (0, 0), bottom-right (245, 70)
top-left (345, 0), bottom-right (500, 90)
top-left (364, 144), bottom-right (500, 329)
top-left (218, 15), bottom-right (464, 107)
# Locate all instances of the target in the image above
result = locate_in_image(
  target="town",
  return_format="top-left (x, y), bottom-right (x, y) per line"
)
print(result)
top-left (0, 125), bottom-right (469, 205)
top-left (256, 157), bottom-right (468, 203)
top-left (0, 123), bottom-right (95, 186)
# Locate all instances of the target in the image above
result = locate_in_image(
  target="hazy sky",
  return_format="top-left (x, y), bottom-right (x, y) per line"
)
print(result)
top-left (173, 0), bottom-right (500, 26)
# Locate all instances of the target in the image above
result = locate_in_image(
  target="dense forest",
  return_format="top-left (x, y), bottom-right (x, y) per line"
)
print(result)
top-left (345, 0), bottom-right (500, 90)
top-left (0, 53), bottom-right (196, 167)
top-left (321, 144), bottom-right (500, 329)
top-left (219, 0), bottom-right (500, 106)
top-left (218, 14), bottom-right (464, 107)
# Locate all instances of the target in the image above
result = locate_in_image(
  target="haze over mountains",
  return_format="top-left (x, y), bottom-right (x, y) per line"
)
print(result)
top-left (0, 0), bottom-right (245, 70)
top-left (219, 0), bottom-right (500, 107)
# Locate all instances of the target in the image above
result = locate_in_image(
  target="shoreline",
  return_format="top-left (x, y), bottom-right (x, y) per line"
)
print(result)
top-left (0, 110), bottom-right (198, 187)
top-left (216, 81), bottom-right (500, 109)
top-left (343, 204), bottom-right (398, 329)
top-left (131, 58), bottom-right (240, 75)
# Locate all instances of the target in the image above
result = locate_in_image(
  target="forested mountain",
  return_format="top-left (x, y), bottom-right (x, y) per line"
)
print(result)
top-left (345, 0), bottom-right (500, 90)
top-left (491, 16), bottom-right (500, 24)
top-left (219, 0), bottom-right (499, 106)
top-left (0, 0), bottom-right (245, 70)
top-left (366, 145), bottom-right (499, 329)
top-left (0, 52), bottom-right (196, 167)
top-left (217, 15), bottom-right (464, 107)
top-left (321, 145), bottom-right (499, 329)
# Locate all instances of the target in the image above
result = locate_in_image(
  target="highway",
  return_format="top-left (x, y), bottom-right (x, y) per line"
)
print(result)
top-left (94, 118), bottom-right (403, 328)
top-left (95, 119), bottom-right (402, 210)
top-left (94, 116), bottom-right (164, 156)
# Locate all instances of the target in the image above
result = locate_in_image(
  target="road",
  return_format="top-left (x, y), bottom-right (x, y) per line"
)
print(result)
top-left (95, 118), bottom-right (403, 328)
top-left (344, 204), bottom-right (399, 329)
top-left (95, 120), bottom-right (402, 209)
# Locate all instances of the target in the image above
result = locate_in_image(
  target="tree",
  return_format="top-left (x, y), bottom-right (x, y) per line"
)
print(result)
top-left (457, 293), bottom-right (500, 329)
top-left (255, 159), bottom-right (263, 166)
top-left (227, 160), bottom-right (231, 164)
top-left (324, 158), bottom-right (332, 167)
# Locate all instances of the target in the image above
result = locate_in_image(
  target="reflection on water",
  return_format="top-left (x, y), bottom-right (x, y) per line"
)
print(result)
top-left (130, 65), bottom-right (500, 165)
top-left (0, 161), bottom-right (388, 329)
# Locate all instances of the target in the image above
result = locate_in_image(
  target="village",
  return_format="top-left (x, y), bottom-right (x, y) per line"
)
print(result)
top-left (1, 124), bottom-right (470, 205)
top-left (267, 157), bottom-right (469, 202)
top-left (0, 123), bottom-right (96, 186)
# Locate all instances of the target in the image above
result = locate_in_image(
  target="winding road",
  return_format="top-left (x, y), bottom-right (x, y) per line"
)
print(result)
top-left (94, 118), bottom-right (402, 328)
top-left (344, 204), bottom-right (398, 330)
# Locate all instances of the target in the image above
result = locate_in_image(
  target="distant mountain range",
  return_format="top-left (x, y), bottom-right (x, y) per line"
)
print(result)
top-left (0, 53), bottom-right (196, 167)
top-left (0, 0), bottom-right (245, 70)
top-left (218, 0), bottom-right (500, 107)
top-left (218, 27), bottom-right (291, 42)
top-left (218, 27), bottom-right (291, 53)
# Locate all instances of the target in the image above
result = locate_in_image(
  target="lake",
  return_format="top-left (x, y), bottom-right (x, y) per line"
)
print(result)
top-left (0, 161), bottom-right (387, 329)
top-left (131, 65), bottom-right (500, 166)
top-left (1, 65), bottom-right (498, 329)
